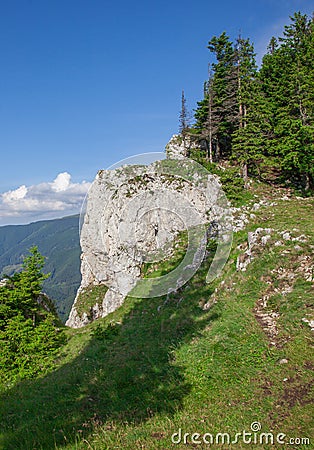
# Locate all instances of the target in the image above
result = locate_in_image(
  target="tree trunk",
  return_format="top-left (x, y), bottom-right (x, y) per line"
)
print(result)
top-left (208, 132), bottom-right (213, 163)
top-left (216, 140), bottom-right (220, 162)
top-left (243, 163), bottom-right (248, 188)
top-left (303, 172), bottom-right (310, 191)
top-left (209, 139), bottom-right (213, 163)
top-left (182, 133), bottom-right (188, 158)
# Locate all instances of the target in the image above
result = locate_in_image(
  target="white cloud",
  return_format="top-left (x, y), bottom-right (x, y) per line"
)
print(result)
top-left (2, 185), bottom-right (28, 202)
top-left (52, 172), bottom-right (71, 192)
top-left (0, 173), bottom-right (91, 225)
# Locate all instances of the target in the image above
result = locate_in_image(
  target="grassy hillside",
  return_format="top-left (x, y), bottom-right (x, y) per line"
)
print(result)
top-left (0, 184), bottom-right (312, 450)
top-left (0, 216), bottom-right (81, 322)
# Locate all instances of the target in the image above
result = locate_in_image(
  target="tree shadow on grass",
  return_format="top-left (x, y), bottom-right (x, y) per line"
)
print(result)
top-left (0, 276), bottom-right (218, 450)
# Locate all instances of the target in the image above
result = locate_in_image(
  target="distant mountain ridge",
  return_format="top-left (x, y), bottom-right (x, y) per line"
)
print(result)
top-left (0, 215), bottom-right (81, 322)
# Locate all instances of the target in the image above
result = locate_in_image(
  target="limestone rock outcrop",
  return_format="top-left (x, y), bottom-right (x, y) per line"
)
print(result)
top-left (66, 151), bottom-right (230, 328)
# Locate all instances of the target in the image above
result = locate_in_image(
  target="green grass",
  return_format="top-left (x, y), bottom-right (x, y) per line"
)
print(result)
top-left (0, 185), bottom-right (313, 450)
top-left (74, 284), bottom-right (109, 317)
top-left (141, 230), bottom-right (188, 278)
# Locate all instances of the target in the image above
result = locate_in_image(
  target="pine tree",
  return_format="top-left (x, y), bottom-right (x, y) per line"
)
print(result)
top-left (194, 81), bottom-right (210, 131)
top-left (259, 12), bottom-right (314, 190)
top-left (179, 90), bottom-right (192, 157)
top-left (179, 90), bottom-right (191, 133)
top-left (0, 247), bottom-right (50, 326)
top-left (231, 36), bottom-right (262, 183)
top-left (280, 12), bottom-right (314, 190)
top-left (0, 248), bottom-right (64, 385)
top-left (267, 36), bottom-right (278, 55)
top-left (207, 32), bottom-right (237, 160)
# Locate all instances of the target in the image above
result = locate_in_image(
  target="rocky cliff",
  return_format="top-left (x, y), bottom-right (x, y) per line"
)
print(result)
top-left (66, 139), bottom-right (231, 328)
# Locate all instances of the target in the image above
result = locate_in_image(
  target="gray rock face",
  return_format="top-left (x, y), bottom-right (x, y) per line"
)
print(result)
top-left (66, 157), bottom-right (230, 328)
top-left (165, 134), bottom-right (199, 159)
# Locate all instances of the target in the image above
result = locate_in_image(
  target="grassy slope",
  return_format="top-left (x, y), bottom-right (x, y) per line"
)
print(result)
top-left (0, 185), bottom-right (313, 450)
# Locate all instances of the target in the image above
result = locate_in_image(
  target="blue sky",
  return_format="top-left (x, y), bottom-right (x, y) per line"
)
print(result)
top-left (0, 0), bottom-right (313, 225)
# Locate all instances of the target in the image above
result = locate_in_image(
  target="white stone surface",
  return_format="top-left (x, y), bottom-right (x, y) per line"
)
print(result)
top-left (165, 134), bottom-right (199, 159)
top-left (66, 158), bottom-right (230, 328)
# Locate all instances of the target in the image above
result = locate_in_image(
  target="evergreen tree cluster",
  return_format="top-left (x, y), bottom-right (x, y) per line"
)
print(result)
top-left (0, 247), bottom-right (65, 386)
top-left (184, 12), bottom-right (313, 191)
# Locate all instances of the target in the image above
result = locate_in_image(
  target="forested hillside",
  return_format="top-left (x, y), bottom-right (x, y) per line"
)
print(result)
top-left (0, 215), bottom-right (81, 321)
